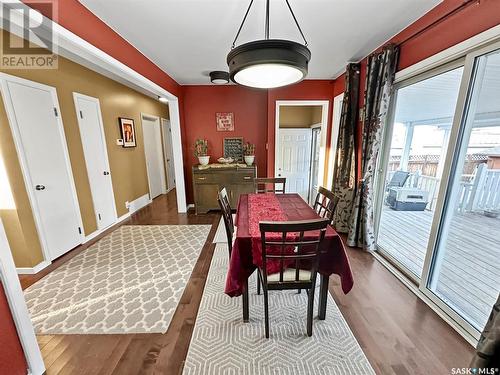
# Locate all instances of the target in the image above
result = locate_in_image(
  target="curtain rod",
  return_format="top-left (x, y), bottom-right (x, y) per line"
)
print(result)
top-left (398, 0), bottom-right (480, 47)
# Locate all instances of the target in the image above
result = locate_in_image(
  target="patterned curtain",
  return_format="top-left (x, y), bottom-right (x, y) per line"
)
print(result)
top-left (331, 63), bottom-right (361, 233)
top-left (470, 294), bottom-right (500, 369)
top-left (347, 44), bottom-right (399, 250)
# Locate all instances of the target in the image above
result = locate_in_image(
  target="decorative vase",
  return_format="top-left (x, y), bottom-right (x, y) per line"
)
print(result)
top-left (198, 156), bottom-right (210, 166)
top-left (244, 155), bottom-right (255, 166)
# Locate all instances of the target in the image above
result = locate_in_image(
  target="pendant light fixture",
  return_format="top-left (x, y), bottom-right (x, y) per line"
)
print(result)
top-left (209, 71), bottom-right (230, 84)
top-left (227, 0), bottom-right (311, 89)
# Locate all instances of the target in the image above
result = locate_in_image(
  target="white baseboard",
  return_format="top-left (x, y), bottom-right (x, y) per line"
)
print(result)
top-left (84, 212), bottom-right (131, 243)
top-left (17, 196), bottom-right (149, 275)
top-left (16, 260), bottom-right (51, 275)
top-left (187, 203), bottom-right (195, 210)
top-left (117, 212), bottom-right (131, 222)
top-left (129, 193), bottom-right (152, 214)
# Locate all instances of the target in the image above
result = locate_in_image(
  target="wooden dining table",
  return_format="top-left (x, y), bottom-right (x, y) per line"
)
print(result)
top-left (225, 193), bottom-right (354, 322)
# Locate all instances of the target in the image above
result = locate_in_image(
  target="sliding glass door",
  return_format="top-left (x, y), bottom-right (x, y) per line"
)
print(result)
top-left (375, 41), bottom-right (500, 339)
top-left (377, 64), bottom-right (464, 279)
top-left (426, 47), bottom-right (500, 331)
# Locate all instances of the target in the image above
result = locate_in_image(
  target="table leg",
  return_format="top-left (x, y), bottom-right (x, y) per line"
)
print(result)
top-left (318, 274), bottom-right (329, 320)
top-left (242, 278), bottom-right (249, 322)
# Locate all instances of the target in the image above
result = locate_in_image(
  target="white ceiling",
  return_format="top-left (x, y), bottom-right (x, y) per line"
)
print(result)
top-left (395, 53), bottom-right (500, 125)
top-left (79, 0), bottom-right (442, 85)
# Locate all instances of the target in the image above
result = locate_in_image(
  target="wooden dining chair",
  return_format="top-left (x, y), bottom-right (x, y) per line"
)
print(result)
top-left (312, 186), bottom-right (337, 225)
top-left (217, 188), bottom-right (234, 257)
top-left (217, 188), bottom-right (261, 295)
top-left (254, 177), bottom-right (286, 194)
top-left (258, 218), bottom-right (329, 338)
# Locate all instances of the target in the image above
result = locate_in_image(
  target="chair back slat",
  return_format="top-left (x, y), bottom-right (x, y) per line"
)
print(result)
top-left (313, 186), bottom-right (337, 225)
top-left (217, 187), bottom-right (234, 257)
top-left (259, 219), bottom-right (329, 287)
top-left (254, 177), bottom-right (286, 194)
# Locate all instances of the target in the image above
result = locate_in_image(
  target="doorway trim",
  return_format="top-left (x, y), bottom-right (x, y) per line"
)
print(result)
top-left (141, 113), bottom-right (167, 199)
top-left (0, 220), bottom-right (45, 375)
top-left (0, 73), bottom-right (85, 265)
top-left (327, 93), bottom-right (344, 189)
top-left (73, 92), bottom-right (118, 231)
top-left (161, 118), bottom-right (176, 193)
top-left (2, 0), bottom-right (187, 213)
top-left (274, 100), bottom-right (330, 192)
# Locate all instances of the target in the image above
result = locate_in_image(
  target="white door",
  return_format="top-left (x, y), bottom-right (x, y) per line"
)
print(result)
top-left (161, 118), bottom-right (176, 191)
top-left (1, 75), bottom-right (83, 261)
top-left (73, 93), bottom-right (116, 230)
top-left (277, 128), bottom-right (312, 200)
top-left (142, 114), bottom-right (166, 199)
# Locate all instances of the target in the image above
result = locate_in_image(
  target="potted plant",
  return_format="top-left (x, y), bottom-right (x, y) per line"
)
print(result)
top-left (243, 142), bottom-right (255, 166)
top-left (194, 139), bottom-right (210, 166)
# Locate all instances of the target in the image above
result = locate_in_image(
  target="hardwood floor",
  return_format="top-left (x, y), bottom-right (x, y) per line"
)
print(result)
top-left (20, 189), bottom-right (474, 375)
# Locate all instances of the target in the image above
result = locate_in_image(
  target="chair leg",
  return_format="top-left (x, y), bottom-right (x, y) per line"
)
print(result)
top-left (297, 289), bottom-right (301, 294)
top-left (307, 284), bottom-right (316, 337)
top-left (263, 287), bottom-right (270, 339)
top-left (257, 272), bottom-right (261, 295)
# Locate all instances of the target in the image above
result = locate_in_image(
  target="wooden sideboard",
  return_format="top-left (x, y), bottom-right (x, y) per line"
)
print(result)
top-left (192, 165), bottom-right (257, 214)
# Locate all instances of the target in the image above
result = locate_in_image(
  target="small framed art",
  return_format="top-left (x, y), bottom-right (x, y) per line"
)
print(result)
top-left (119, 117), bottom-right (136, 148)
top-left (216, 112), bottom-right (234, 131)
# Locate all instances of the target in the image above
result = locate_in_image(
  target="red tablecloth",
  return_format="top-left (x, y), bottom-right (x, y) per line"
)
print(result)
top-left (225, 193), bottom-right (354, 297)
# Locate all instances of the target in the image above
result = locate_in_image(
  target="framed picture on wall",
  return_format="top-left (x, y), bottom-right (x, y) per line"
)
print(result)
top-left (216, 112), bottom-right (234, 131)
top-left (119, 117), bottom-right (136, 148)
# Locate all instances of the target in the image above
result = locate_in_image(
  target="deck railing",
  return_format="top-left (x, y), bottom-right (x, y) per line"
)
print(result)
top-left (458, 164), bottom-right (500, 213)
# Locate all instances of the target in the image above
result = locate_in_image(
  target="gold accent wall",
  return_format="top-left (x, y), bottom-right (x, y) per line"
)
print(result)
top-left (0, 31), bottom-right (169, 267)
top-left (279, 105), bottom-right (323, 128)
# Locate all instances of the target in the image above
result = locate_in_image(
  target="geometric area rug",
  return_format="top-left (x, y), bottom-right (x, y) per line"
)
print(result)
top-left (24, 225), bottom-right (211, 334)
top-left (182, 243), bottom-right (375, 375)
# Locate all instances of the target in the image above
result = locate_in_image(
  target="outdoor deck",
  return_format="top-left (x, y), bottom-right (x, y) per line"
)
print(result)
top-left (378, 206), bottom-right (500, 330)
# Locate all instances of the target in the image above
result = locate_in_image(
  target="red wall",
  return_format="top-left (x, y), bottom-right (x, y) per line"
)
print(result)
top-left (182, 85), bottom-right (268, 203)
top-left (266, 80), bottom-right (336, 177)
top-left (395, 0), bottom-right (500, 71)
top-left (0, 283), bottom-right (28, 375)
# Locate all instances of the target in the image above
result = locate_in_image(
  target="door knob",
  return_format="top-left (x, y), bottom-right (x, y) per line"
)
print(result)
top-left (103, 171), bottom-right (110, 175)
top-left (35, 185), bottom-right (45, 190)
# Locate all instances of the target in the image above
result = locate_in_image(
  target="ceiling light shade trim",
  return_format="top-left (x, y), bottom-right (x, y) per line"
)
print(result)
top-left (227, 0), bottom-right (311, 89)
top-left (227, 39), bottom-right (310, 88)
top-left (209, 70), bottom-right (230, 84)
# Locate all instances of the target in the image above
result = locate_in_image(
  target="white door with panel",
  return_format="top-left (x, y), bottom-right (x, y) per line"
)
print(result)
top-left (161, 118), bottom-right (176, 191)
top-left (73, 93), bottom-right (116, 230)
top-left (0, 75), bottom-right (83, 261)
top-left (277, 128), bottom-right (312, 200)
top-left (142, 115), bottom-right (166, 199)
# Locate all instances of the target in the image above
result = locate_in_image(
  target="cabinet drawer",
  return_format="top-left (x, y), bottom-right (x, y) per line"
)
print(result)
top-left (193, 173), bottom-right (218, 184)
top-left (235, 174), bottom-right (255, 183)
